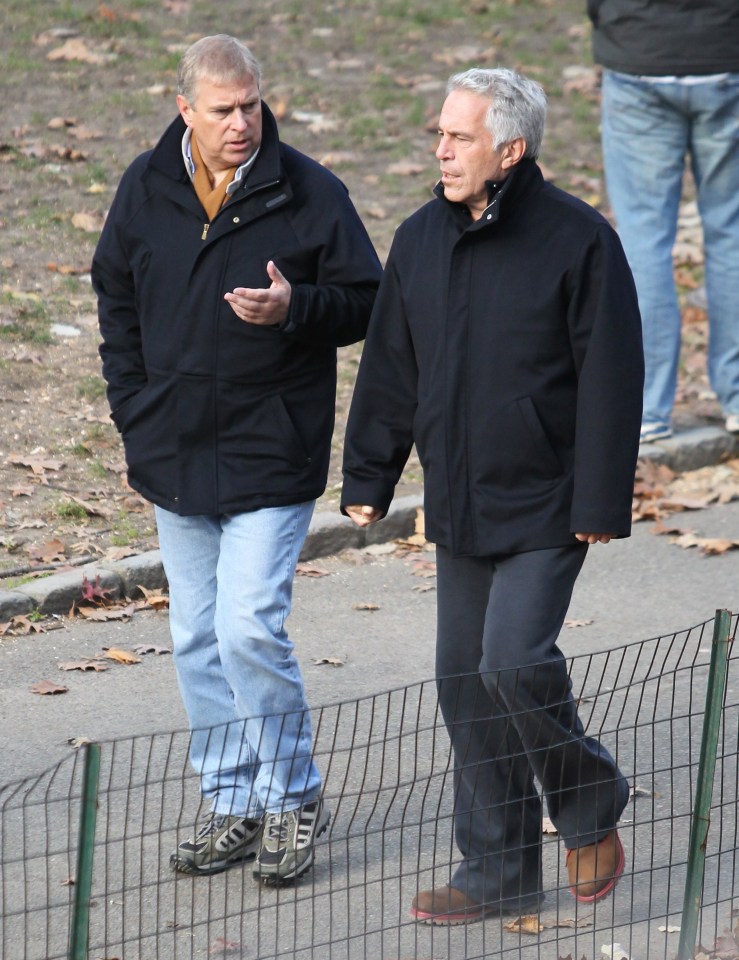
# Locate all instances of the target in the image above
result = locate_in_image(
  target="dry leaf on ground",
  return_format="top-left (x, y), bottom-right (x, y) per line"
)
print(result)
top-left (313, 656), bottom-right (345, 667)
top-left (136, 585), bottom-right (169, 609)
top-left (133, 644), bottom-right (171, 656)
top-left (31, 679), bottom-right (69, 695)
top-left (0, 615), bottom-right (47, 636)
top-left (58, 660), bottom-right (108, 672)
top-left (296, 563), bottom-right (331, 577)
top-left (99, 647), bottom-right (141, 664)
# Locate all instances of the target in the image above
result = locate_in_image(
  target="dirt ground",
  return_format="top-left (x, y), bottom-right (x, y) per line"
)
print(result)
top-left (0, 0), bottom-right (717, 581)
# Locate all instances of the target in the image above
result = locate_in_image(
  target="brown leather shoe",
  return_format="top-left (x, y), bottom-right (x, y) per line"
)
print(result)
top-left (566, 830), bottom-right (625, 902)
top-left (410, 886), bottom-right (488, 925)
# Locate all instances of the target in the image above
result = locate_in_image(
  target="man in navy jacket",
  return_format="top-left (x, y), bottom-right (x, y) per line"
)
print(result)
top-left (93, 35), bottom-right (381, 884)
top-left (342, 67), bottom-right (643, 923)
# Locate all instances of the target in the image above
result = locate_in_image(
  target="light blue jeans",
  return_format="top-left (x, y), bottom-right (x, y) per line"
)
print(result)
top-left (601, 69), bottom-right (739, 427)
top-left (155, 503), bottom-right (321, 818)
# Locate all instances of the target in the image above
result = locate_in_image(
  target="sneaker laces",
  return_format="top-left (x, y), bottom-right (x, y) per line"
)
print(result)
top-left (196, 813), bottom-right (229, 840)
top-left (265, 814), bottom-right (290, 846)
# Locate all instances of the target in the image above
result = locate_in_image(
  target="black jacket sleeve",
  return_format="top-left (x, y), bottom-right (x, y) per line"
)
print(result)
top-left (341, 242), bottom-right (418, 516)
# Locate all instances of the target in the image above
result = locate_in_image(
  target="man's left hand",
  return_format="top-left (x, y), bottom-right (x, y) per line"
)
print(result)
top-left (224, 260), bottom-right (291, 326)
top-left (575, 533), bottom-right (615, 544)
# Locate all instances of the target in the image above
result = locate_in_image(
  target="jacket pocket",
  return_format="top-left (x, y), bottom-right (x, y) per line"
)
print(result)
top-left (515, 397), bottom-right (562, 478)
top-left (474, 396), bottom-right (563, 492)
top-left (218, 389), bottom-right (311, 468)
top-left (114, 375), bottom-right (178, 497)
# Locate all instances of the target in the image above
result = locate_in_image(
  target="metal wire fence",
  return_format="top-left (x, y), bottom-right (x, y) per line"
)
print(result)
top-left (2, 612), bottom-right (738, 960)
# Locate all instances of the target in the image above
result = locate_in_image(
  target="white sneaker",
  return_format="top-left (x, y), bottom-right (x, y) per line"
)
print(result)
top-left (725, 414), bottom-right (739, 435)
top-left (639, 422), bottom-right (672, 444)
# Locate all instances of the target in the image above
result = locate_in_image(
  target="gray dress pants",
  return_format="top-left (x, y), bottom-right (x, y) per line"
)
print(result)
top-left (435, 543), bottom-right (629, 908)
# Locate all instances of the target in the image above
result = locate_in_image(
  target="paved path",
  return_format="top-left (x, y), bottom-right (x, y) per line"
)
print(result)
top-left (2, 494), bottom-right (738, 785)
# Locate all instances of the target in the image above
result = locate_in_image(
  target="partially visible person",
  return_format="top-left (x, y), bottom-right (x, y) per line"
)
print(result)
top-left (589, 0), bottom-right (739, 443)
top-left (92, 34), bottom-right (381, 884)
top-left (342, 67), bottom-right (643, 924)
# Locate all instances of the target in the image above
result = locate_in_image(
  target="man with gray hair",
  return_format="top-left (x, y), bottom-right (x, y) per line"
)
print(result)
top-left (93, 35), bottom-right (381, 884)
top-left (342, 68), bottom-right (643, 923)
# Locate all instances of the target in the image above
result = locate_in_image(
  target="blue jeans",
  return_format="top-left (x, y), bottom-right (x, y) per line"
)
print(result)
top-left (155, 503), bottom-right (321, 818)
top-left (601, 69), bottom-right (739, 427)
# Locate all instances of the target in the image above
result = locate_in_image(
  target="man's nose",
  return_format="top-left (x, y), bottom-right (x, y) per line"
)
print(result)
top-left (436, 136), bottom-right (451, 160)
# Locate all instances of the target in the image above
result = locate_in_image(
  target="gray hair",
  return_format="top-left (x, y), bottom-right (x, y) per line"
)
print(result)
top-left (177, 35), bottom-right (262, 105)
top-left (446, 67), bottom-right (547, 159)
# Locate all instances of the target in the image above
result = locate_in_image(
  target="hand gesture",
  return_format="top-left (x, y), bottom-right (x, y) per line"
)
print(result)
top-left (224, 260), bottom-right (291, 326)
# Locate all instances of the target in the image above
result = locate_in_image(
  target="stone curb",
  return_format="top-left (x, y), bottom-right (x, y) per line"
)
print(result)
top-left (1, 425), bottom-right (737, 621)
top-left (0, 494), bottom-right (424, 620)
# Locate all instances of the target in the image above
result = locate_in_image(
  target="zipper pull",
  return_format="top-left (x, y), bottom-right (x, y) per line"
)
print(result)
top-left (201, 223), bottom-right (210, 240)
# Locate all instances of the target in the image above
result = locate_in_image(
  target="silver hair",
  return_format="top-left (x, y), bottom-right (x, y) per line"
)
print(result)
top-left (177, 35), bottom-right (262, 105)
top-left (446, 67), bottom-right (547, 159)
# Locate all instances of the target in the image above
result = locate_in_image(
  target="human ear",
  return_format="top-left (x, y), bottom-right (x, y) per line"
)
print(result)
top-left (176, 94), bottom-right (195, 128)
top-left (501, 137), bottom-right (526, 169)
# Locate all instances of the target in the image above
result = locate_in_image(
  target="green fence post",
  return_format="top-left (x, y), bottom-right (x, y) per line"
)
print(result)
top-left (68, 742), bottom-right (101, 960)
top-left (677, 609), bottom-right (733, 960)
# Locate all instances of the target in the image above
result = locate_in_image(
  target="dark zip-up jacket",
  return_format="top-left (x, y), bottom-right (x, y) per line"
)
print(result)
top-left (93, 105), bottom-right (381, 515)
top-left (589, 0), bottom-right (739, 76)
top-left (341, 159), bottom-right (644, 557)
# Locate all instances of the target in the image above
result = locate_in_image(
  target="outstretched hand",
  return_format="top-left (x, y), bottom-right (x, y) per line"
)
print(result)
top-left (224, 260), bottom-right (291, 326)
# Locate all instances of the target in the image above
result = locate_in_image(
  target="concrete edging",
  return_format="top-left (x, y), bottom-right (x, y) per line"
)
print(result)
top-left (2, 424), bottom-right (737, 621)
top-left (0, 495), bottom-right (425, 620)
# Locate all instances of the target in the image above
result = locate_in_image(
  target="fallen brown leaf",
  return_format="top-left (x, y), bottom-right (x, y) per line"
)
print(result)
top-left (69, 495), bottom-right (113, 519)
top-left (313, 656), bottom-right (345, 667)
top-left (296, 563), bottom-right (331, 578)
top-left (505, 914), bottom-right (593, 934)
top-left (58, 660), bottom-right (108, 672)
top-left (353, 602), bottom-right (380, 611)
top-left (31, 679), bottom-right (69, 695)
top-left (101, 646), bottom-right (141, 664)
top-left (76, 604), bottom-right (135, 622)
top-left (0, 615), bottom-right (47, 636)
top-left (136, 585), bottom-right (169, 609)
top-left (505, 914), bottom-right (544, 934)
top-left (47, 38), bottom-right (116, 65)
top-left (29, 538), bottom-right (67, 563)
top-left (9, 454), bottom-right (65, 474)
top-left (71, 211), bottom-right (105, 233)
top-left (133, 644), bottom-right (171, 656)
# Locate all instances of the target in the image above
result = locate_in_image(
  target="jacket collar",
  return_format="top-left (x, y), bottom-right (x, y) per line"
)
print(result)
top-left (433, 157), bottom-right (543, 226)
top-left (146, 101), bottom-right (284, 195)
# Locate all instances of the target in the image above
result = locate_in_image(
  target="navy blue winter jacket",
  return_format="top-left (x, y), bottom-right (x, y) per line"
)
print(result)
top-left (93, 105), bottom-right (381, 515)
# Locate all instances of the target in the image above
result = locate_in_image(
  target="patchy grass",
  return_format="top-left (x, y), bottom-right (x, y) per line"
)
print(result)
top-left (0, 0), bottom-right (709, 573)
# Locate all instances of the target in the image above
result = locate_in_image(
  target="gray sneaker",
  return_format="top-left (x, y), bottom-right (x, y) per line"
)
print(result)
top-left (253, 798), bottom-right (330, 884)
top-left (171, 813), bottom-right (263, 876)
